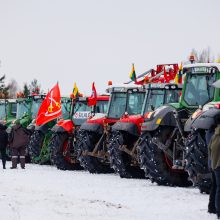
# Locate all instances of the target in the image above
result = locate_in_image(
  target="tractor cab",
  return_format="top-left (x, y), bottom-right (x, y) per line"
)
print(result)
top-left (107, 86), bottom-right (145, 119)
top-left (0, 99), bottom-right (17, 125)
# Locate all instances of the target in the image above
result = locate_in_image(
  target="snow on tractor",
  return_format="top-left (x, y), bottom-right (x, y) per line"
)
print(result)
top-left (49, 95), bottom-right (109, 170)
top-left (138, 63), bottom-right (220, 188)
top-left (108, 82), bottom-right (182, 179)
top-left (28, 97), bottom-right (71, 164)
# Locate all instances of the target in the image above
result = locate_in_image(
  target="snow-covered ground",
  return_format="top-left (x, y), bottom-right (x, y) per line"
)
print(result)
top-left (0, 163), bottom-right (217, 220)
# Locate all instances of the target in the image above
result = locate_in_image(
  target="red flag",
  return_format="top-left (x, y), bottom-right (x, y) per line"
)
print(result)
top-left (88, 82), bottom-right (97, 106)
top-left (36, 83), bottom-right (62, 126)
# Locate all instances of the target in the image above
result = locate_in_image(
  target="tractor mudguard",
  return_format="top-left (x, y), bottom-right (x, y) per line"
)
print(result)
top-left (52, 119), bottom-right (74, 133)
top-left (185, 108), bottom-right (220, 131)
top-left (80, 122), bottom-right (103, 135)
top-left (141, 106), bottom-right (177, 131)
top-left (35, 123), bottom-right (50, 134)
top-left (112, 122), bottom-right (139, 136)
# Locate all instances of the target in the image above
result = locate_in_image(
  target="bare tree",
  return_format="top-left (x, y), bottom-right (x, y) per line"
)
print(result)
top-left (8, 79), bottom-right (19, 98)
top-left (190, 47), bottom-right (215, 63)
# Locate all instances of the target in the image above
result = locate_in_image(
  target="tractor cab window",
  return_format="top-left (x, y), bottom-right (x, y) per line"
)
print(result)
top-left (31, 99), bottom-right (43, 119)
top-left (143, 90), bottom-right (165, 114)
top-left (108, 92), bottom-right (127, 119)
top-left (96, 100), bottom-right (108, 113)
top-left (11, 103), bottom-right (17, 117)
top-left (184, 73), bottom-right (216, 106)
top-left (164, 89), bottom-right (180, 103)
top-left (17, 102), bottom-right (30, 119)
top-left (127, 92), bottom-right (145, 115)
top-left (74, 102), bottom-right (91, 113)
top-left (61, 102), bottom-right (71, 119)
top-left (0, 104), bottom-right (6, 119)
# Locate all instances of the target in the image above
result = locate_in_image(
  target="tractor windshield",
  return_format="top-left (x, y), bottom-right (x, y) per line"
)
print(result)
top-left (107, 93), bottom-right (127, 119)
top-left (142, 90), bottom-right (165, 114)
top-left (72, 101), bottom-right (92, 125)
top-left (95, 100), bottom-right (109, 113)
top-left (11, 103), bottom-right (17, 117)
top-left (61, 102), bottom-right (71, 119)
top-left (184, 73), bottom-right (216, 106)
top-left (108, 91), bottom-right (145, 119)
top-left (0, 104), bottom-right (7, 119)
top-left (17, 102), bottom-right (30, 119)
top-left (31, 99), bottom-right (43, 118)
top-left (127, 91), bottom-right (145, 115)
top-left (142, 88), bottom-right (180, 114)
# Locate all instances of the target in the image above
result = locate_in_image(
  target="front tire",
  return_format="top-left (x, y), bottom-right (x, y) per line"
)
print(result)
top-left (28, 131), bottom-right (45, 164)
top-left (51, 132), bottom-right (82, 171)
top-left (185, 131), bottom-right (211, 193)
top-left (77, 130), bottom-right (113, 173)
top-left (108, 131), bottom-right (145, 178)
top-left (138, 127), bottom-right (191, 187)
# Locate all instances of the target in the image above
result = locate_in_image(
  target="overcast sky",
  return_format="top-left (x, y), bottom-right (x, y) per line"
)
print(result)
top-left (0, 0), bottom-right (219, 95)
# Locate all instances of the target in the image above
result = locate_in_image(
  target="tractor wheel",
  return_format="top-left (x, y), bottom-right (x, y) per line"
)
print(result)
top-left (138, 127), bottom-right (191, 187)
top-left (52, 132), bottom-right (82, 170)
top-left (77, 130), bottom-right (113, 174)
top-left (108, 131), bottom-right (145, 178)
top-left (185, 131), bottom-right (211, 193)
top-left (28, 131), bottom-right (45, 164)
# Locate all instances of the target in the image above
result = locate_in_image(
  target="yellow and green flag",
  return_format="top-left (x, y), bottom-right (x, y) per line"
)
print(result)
top-left (129, 63), bottom-right (136, 82)
top-left (72, 82), bottom-right (79, 98)
top-left (174, 62), bottom-right (183, 84)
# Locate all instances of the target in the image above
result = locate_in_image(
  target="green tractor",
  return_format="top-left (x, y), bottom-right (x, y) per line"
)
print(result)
top-left (137, 63), bottom-right (220, 187)
top-left (28, 97), bottom-right (72, 164)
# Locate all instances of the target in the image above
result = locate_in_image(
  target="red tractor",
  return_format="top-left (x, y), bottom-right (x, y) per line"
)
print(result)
top-left (76, 64), bottom-right (180, 174)
top-left (108, 82), bottom-right (182, 178)
top-left (48, 95), bottom-right (109, 170)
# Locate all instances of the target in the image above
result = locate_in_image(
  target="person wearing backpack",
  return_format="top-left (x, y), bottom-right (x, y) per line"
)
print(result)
top-left (0, 123), bottom-right (8, 169)
top-left (9, 120), bottom-right (30, 169)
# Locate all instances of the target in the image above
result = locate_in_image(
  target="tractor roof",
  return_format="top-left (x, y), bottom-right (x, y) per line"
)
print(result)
top-left (106, 84), bottom-right (144, 93)
top-left (143, 83), bottom-right (182, 90)
top-left (183, 63), bottom-right (220, 71)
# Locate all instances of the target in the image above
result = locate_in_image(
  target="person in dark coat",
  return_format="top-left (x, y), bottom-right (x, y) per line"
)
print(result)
top-left (208, 124), bottom-right (220, 219)
top-left (9, 120), bottom-right (30, 169)
top-left (0, 123), bottom-right (8, 169)
top-left (206, 127), bottom-right (217, 214)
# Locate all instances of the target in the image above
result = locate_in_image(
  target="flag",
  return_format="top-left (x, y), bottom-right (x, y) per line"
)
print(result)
top-left (178, 62), bottom-right (183, 84)
top-left (71, 82), bottom-right (79, 98)
top-left (88, 82), bottom-right (97, 106)
top-left (129, 63), bottom-right (136, 82)
top-left (36, 83), bottom-right (62, 126)
top-left (163, 67), bottom-right (169, 83)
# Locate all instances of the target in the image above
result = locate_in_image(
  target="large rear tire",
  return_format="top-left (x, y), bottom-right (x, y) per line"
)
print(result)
top-left (28, 131), bottom-right (45, 164)
top-left (77, 130), bottom-right (113, 174)
top-left (138, 127), bottom-right (191, 187)
top-left (52, 132), bottom-right (82, 170)
top-left (108, 131), bottom-right (145, 178)
top-left (185, 131), bottom-right (211, 193)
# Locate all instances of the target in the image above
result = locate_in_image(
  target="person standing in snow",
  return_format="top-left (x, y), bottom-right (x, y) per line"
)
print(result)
top-left (208, 124), bottom-right (220, 219)
top-left (0, 123), bottom-right (8, 169)
top-left (9, 120), bottom-right (30, 169)
top-left (206, 127), bottom-right (217, 214)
